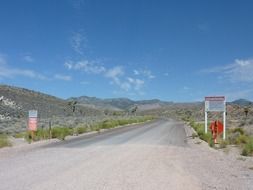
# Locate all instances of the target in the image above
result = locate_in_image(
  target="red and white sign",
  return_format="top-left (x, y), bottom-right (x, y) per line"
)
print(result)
top-left (28, 117), bottom-right (37, 131)
top-left (204, 96), bottom-right (226, 140)
top-left (28, 110), bottom-right (38, 131)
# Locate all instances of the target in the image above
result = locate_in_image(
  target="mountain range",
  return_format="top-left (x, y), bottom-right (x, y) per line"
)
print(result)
top-left (0, 84), bottom-right (252, 120)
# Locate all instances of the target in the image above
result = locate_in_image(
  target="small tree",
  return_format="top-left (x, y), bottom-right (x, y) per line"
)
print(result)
top-left (244, 107), bottom-right (249, 118)
top-left (131, 106), bottom-right (138, 116)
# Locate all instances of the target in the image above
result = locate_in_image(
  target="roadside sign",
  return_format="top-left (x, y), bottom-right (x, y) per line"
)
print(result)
top-left (205, 96), bottom-right (225, 112)
top-left (29, 110), bottom-right (38, 118)
top-left (28, 110), bottom-right (38, 131)
top-left (28, 117), bottom-right (38, 131)
top-left (204, 96), bottom-right (226, 140)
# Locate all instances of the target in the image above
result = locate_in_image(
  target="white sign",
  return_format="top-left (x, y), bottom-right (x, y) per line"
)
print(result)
top-left (29, 110), bottom-right (38, 118)
top-left (205, 96), bottom-right (225, 112)
top-left (204, 96), bottom-right (226, 140)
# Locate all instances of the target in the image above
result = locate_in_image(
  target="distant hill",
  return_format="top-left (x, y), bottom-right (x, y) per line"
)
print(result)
top-left (0, 85), bottom-right (102, 120)
top-left (68, 96), bottom-right (173, 111)
top-left (231, 99), bottom-right (252, 106)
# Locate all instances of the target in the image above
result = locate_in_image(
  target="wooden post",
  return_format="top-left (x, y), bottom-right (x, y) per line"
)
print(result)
top-left (49, 121), bottom-right (52, 139)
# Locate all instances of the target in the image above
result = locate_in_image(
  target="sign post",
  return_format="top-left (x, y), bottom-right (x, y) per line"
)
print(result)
top-left (28, 110), bottom-right (38, 141)
top-left (204, 96), bottom-right (226, 140)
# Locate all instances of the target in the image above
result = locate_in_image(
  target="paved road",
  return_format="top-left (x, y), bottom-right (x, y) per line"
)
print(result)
top-left (0, 119), bottom-right (252, 190)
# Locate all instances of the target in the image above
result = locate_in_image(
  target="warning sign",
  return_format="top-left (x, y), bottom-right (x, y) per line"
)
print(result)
top-left (28, 110), bottom-right (38, 131)
top-left (28, 117), bottom-right (38, 131)
top-left (205, 96), bottom-right (225, 112)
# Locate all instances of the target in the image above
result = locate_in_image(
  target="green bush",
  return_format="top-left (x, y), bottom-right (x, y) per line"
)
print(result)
top-left (190, 121), bottom-right (214, 147)
top-left (51, 127), bottom-right (71, 140)
top-left (76, 127), bottom-right (87, 134)
top-left (235, 134), bottom-right (248, 145)
top-left (35, 128), bottom-right (50, 140)
top-left (14, 132), bottom-right (26, 138)
top-left (232, 128), bottom-right (245, 135)
top-left (241, 138), bottom-right (253, 156)
top-left (0, 134), bottom-right (12, 148)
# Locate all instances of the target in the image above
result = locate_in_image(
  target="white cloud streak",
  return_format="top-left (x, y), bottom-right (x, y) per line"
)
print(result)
top-left (65, 59), bottom-right (146, 93)
top-left (54, 74), bottom-right (72, 81)
top-left (70, 32), bottom-right (86, 55)
top-left (201, 58), bottom-right (253, 83)
top-left (133, 69), bottom-right (155, 79)
top-left (64, 60), bottom-right (106, 74)
top-left (0, 54), bottom-right (71, 82)
top-left (23, 55), bottom-right (34, 63)
top-left (0, 55), bottom-right (47, 80)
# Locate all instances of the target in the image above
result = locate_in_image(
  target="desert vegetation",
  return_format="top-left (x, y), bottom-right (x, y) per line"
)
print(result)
top-left (0, 134), bottom-right (12, 148)
top-left (187, 119), bottom-right (253, 156)
top-left (8, 116), bottom-right (154, 143)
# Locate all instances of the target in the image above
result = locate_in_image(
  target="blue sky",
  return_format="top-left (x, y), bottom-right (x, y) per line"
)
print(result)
top-left (0, 0), bottom-right (253, 102)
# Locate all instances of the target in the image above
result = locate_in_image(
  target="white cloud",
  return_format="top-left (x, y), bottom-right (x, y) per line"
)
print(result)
top-left (202, 58), bottom-right (253, 82)
top-left (64, 59), bottom-right (146, 94)
top-left (133, 70), bottom-right (140, 75)
top-left (133, 69), bottom-right (155, 79)
top-left (0, 55), bottom-right (47, 80)
top-left (0, 54), bottom-right (42, 79)
top-left (127, 77), bottom-right (145, 90)
top-left (54, 74), bottom-right (72, 81)
top-left (105, 66), bottom-right (130, 91)
top-left (105, 66), bottom-right (124, 79)
top-left (64, 60), bottom-right (106, 74)
top-left (70, 32), bottom-right (86, 55)
top-left (23, 55), bottom-right (34, 63)
top-left (64, 61), bottom-right (73, 69)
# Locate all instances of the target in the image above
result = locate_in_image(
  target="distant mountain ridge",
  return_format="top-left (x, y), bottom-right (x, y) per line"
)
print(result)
top-left (68, 96), bottom-right (173, 111)
top-left (231, 99), bottom-right (252, 106)
top-left (1, 84), bottom-right (252, 120)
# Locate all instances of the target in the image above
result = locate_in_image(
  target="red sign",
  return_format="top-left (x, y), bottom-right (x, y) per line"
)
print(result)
top-left (209, 120), bottom-right (224, 143)
top-left (209, 120), bottom-right (223, 134)
top-left (28, 118), bottom-right (37, 131)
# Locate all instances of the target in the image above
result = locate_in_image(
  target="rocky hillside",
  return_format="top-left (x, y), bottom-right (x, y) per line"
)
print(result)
top-left (0, 85), bottom-right (102, 120)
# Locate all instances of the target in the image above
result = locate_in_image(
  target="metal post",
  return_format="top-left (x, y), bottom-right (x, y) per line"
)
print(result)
top-left (223, 110), bottom-right (226, 140)
top-left (205, 111), bottom-right (208, 133)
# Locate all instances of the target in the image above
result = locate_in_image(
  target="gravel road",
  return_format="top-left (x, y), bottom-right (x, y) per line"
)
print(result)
top-left (0, 119), bottom-right (253, 190)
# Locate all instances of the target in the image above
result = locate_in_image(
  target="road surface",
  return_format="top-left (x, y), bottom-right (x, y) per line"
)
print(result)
top-left (0, 119), bottom-right (252, 190)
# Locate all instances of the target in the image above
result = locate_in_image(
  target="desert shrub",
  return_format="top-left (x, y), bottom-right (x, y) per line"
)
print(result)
top-left (76, 127), bottom-right (87, 134)
top-left (118, 119), bottom-right (129, 126)
top-left (231, 128), bottom-right (245, 135)
top-left (190, 121), bottom-right (214, 147)
top-left (219, 140), bottom-right (228, 148)
top-left (51, 126), bottom-right (71, 140)
top-left (37, 128), bottom-right (51, 140)
top-left (227, 132), bottom-right (241, 144)
top-left (0, 134), bottom-right (12, 148)
top-left (14, 132), bottom-right (26, 138)
top-left (90, 123), bottom-right (102, 132)
top-left (241, 138), bottom-right (253, 156)
top-left (101, 120), bottom-right (117, 129)
top-left (235, 134), bottom-right (248, 145)
top-left (74, 123), bottom-right (88, 135)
